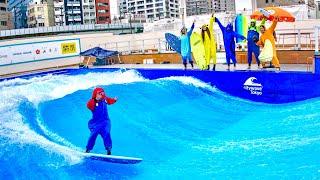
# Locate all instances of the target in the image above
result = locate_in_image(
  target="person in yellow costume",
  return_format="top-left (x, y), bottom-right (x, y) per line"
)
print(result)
top-left (256, 16), bottom-right (280, 70)
top-left (201, 13), bottom-right (217, 71)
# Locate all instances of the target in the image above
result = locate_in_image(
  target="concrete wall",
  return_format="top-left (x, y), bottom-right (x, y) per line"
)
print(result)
top-left (120, 53), bottom-right (181, 64)
top-left (119, 50), bottom-right (315, 65)
top-left (236, 50), bottom-right (315, 64)
top-left (0, 31), bottom-right (164, 76)
top-left (0, 56), bottom-right (80, 76)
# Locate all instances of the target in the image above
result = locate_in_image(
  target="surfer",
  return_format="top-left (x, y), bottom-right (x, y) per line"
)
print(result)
top-left (247, 18), bottom-right (266, 69)
top-left (215, 17), bottom-right (246, 71)
top-left (256, 16), bottom-right (281, 71)
top-left (85, 87), bottom-right (117, 155)
top-left (180, 20), bottom-right (195, 70)
top-left (201, 13), bottom-right (217, 71)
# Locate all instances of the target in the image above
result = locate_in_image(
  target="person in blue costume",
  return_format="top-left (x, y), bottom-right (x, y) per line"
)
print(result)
top-left (247, 18), bottom-right (266, 69)
top-left (215, 17), bottom-right (246, 70)
top-left (86, 87), bottom-right (117, 155)
top-left (180, 20), bottom-right (195, 70)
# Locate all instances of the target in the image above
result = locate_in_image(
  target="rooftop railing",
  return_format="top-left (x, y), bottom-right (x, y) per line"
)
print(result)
top-left (0, 23), bottom-right (144, 40)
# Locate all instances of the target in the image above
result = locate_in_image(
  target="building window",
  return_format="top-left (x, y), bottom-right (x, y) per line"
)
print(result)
top-left (1, 21), bottom-right (7, 26)
top-left (98, 9), bottom-right (106, 13)
top-left (99, 16), bottom-right (107, 21)
top-left (0, 7), bottom-right (6, 11)
top-left (98, 2), bottom-right (108, 6)
top-left (39, 23), bottom-right (45, 27)
top-left (266, 0), bottom-right (269, 3)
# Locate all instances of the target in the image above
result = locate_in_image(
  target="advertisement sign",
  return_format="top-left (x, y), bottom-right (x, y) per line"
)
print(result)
top-left (243, 77), bottom-right (263, 96)
top-left (0, 39), bottom-right (80, 66)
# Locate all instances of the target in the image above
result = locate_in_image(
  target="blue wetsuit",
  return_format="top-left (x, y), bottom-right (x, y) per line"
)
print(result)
top-left (180, 23), bottom-right (195, 64)
top-left (86, 99), bottom-right (112, 151)
top-left (215, 18), bottom-right (246, 67)
top-left (247, 19), bottom-right (265, 67)
top-left (247, 28), bottom-right (260, 66)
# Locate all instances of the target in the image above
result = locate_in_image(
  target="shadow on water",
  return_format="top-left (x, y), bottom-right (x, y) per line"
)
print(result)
top-left (64, 160), bottom-right (142, 179)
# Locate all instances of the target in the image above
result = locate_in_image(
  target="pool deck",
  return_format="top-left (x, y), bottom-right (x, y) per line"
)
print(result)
top-left (0, 63), bottom-right (312, 80)
top-left (97, 63), bottom-right (311, 72)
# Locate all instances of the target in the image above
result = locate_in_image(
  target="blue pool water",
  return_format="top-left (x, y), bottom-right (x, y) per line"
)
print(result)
top-left (1, 69), bottom-right (320, 178)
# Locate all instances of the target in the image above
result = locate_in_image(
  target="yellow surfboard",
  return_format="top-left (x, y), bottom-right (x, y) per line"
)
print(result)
top-left (259, 39), bottom-right (273, 63)
top-left (190, 32), bottom-right (207, 70)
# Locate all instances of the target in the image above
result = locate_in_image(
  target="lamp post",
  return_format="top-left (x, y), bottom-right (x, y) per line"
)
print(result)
top-left (71, 1), bottom-right (74, 25)
top-left (129, 13), bottom-right (132, 34)
top-left (195, 1), bottom-right (198, 15)
top-left (180, 0), bottom-right (186, 26)
top-left (129, 7), bottom-right (134, 34)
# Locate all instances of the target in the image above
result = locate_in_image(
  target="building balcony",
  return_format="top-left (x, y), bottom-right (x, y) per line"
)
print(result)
top-left (83, 9), bottom-right (95, 13)
top-left (67, 3), bottom-right (81, 7)
top-left (67, 10), bottom-right (81, 14)
top-left (67, 18), bottom-right (82, 22)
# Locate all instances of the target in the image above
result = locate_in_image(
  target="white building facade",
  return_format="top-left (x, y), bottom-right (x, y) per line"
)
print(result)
top-left (213, 0), bottom-right (235, 13)
top-left (82, 0), bottom-right (95, 24)
top-left (54, 0), bottom-right (65, 26)
top-left (122, 0), bottom-right (180, 22)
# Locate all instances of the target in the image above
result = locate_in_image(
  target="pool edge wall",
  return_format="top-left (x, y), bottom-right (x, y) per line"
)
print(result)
top-left (1, 68), bottom-right (320, 104)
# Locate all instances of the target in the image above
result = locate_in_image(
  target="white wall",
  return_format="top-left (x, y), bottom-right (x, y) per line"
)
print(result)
top-left (0, 56), bottom-right (80, 76)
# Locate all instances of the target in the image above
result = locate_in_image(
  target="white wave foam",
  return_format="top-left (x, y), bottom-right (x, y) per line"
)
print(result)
top-left (0, 69), bottom-right (145, 165)
top-left (156, 76), bottom-right (256, 104)
top-left (0, 110), bottom-right (83, 165)
top-left (158, 76), bottom-right (216, 91)
top-left (193, 135), bottom-right (320, 154)
top-left (1, 70), bottom-right (145, 105)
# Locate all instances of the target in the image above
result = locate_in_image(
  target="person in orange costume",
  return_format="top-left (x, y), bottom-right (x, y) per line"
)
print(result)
top-left (256, 16), bottom-right (280, 70)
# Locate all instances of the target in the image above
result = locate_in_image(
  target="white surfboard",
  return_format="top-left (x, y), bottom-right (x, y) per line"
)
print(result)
top-left (259, 8), bottom-right (271, 18)
top-left (81, 152), bottom-right (143, 164)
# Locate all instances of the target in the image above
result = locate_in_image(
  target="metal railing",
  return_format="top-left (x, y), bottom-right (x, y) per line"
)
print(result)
top-left (84, 27), bottom-right (320, 55)
top-left (275, 28), bottom-right (316, 50)
top-left (0, 23), bottom-right (144, 39)
top-left (87, 37), bottom-right (173, 55)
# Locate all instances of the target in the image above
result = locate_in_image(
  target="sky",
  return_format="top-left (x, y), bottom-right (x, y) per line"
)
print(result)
top-left (235, 0), bottom-right (253, 11)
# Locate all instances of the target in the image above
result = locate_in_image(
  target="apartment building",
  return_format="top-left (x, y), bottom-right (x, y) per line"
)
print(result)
top-left (8, 0), bottom-right (30, 28)
top-left (64, 0), bottom-right (83, 25)
top-left (54, 0), bottom-right (65, 26)
top-left (256, 0), bottom-right (305, 8)
top-left (95, 0), bottom-right (110, 23)
top-left (27, 0), bottom-right (55, 28)
top-left (213, 0), bottom-right (235, 13)
top-left (83, 0), bottom-right (95, 24)
top-left (0, 0), bottom-right (13, 30)
top-left (121, 0), bottom-right (180, 22)
top-left (186, 0), bottom-right (213, 16)
top-left (119, 0), bottom-right (126, 18)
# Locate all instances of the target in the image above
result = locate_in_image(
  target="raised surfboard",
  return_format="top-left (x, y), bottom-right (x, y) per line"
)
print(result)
top-left (81, 152), bottom-right (143, 164)
top-left (190, 32), bottom-right (207, 70)
top-left (165, 33), bottom-right (181, 54)
top-left (235, 14), bottom-right (248, 43)
top-left (259, 39), bottom-right (273, 63)
top-left (259, 8), bottom-right (271, 18)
